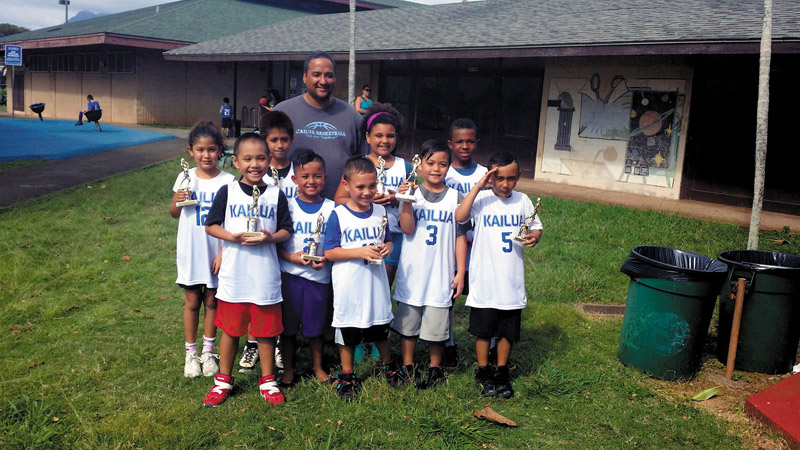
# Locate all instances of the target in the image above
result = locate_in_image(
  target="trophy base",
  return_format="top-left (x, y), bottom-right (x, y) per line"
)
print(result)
top-left (242, 232), bottom-right (264, 237)
top-left (513, 236), bottom-right (527, 242)
top-left (368, 258), bottom-right (384, 265)
top-left (395, 193), bottom-right (416, 203)
top-left (176, 200), bottom-right (198, 207)
top-left (302, 254), bottom-right (323, 262)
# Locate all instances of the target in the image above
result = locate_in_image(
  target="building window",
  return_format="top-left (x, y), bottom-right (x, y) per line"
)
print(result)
top-left (52, 54), bottom-right (76, 72)
top-left (76, 53), bottom-right (101, 73)
top-left (107, 51), bottom-right (135, 73)
top-left (28, 54), bottom-right (50, 72)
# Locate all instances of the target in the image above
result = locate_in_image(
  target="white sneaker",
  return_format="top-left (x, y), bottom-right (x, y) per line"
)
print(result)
top-left (184, 352), bottom-right (202, 378)
top-left (793, 362), bottom-right (800, 374)
top-left (238, 346), bottom-right (259, 371)
top-left (275, 343), bottom-right (284, 370)
top-left (201, 353), bottom-right (219, 377)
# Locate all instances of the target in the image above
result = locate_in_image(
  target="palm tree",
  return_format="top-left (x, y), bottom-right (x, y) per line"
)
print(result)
top-left (348, 0), bottom-right (356, 106)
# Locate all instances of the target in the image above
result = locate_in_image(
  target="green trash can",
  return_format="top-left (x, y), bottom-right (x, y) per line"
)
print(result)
top-left (618, 246), bottom-right (728, 380)
top-left (715, 250), bottom-right (800, 374)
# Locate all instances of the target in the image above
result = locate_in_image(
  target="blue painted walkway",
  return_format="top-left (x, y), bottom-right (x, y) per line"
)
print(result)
top-left (0, 118), bottom-right (174, 162)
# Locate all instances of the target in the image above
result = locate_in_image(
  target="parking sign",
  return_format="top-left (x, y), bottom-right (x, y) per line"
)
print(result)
top-left (5, 45), bottom-right (22, 66)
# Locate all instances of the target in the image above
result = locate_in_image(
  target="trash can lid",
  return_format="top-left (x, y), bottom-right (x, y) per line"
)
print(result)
top-left (718, 250), bottom-right (800, 275)
top-left (621, 246), bottom-right (728, 282)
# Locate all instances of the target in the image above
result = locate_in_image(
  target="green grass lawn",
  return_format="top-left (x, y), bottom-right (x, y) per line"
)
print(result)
top-left (1, 159), bottom-right (797, 449)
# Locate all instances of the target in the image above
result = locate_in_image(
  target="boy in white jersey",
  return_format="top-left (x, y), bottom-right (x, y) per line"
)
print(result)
top-left (202, 133), bottom-right (293, 407)
top-left (277, 150), bottom-right (335, 386)
top-left (442, 118), bottom-right (487, 368)
top-left (259, 111), bottom-right (298, 199)
top-left (324, 156), bottom-right (403, 400)
top-left (454, 151), bottom-right (542, 399)
top-left (394, 140), bottom-right (468, 389)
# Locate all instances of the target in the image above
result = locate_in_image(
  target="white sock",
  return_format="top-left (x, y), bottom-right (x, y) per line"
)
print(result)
top-left (185, 342), bottom-right (197, 354)
top-left (202, 336), bottom-right (215, 354)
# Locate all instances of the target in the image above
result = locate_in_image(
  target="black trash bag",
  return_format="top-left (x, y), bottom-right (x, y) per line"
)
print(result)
top-left (620, 246), bottom-right (728, 282)
top-left (718, 250), bottom-right (800, 275)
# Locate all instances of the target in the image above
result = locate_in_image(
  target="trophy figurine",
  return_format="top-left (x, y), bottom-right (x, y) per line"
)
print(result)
top-left (376, 156), bottom-right (387, 195)
top-left (394, 154), bottom-right (421, 203)
top-left (369, 213), bottom-right (388, 264)
top-left (270, 167), bottom-right (280, 187)
top-left (243, 185), bottom-right (264, 237)
top-left (301, 212), bottom-right (325, 262)
top-left (514, 198), bottom-right (541, 242)
top-left (175, 158), bottom-right (198, 207)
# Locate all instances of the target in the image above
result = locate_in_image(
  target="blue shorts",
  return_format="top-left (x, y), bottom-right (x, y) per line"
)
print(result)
top-left (280, 273), bottom-right (332, 338)
top-left (384, 233), bottom-right (403, 267)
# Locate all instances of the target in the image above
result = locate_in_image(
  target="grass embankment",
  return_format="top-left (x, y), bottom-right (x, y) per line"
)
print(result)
top-left (1, 159), bottom-right (797, 448)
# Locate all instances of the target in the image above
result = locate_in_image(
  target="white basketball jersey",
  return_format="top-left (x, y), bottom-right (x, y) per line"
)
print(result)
top-left (280, 197), bottom-right (336, 284)
top-left (173, 168), bottom-right (235, 287)
top-left (381, 156), bottom-right (408, 234)
top-left (445, 163), bottom-right (488, 195)
top-left (263, 163), bottom-right (297, 199)
top-left (394, 187), bottom-right (459, 308)
top-left (466, 190), bottom-right (541, 310)
top-left (216, 182), bottom-right (283, 305)
top-left (329, 204), bottom-right (393, 328)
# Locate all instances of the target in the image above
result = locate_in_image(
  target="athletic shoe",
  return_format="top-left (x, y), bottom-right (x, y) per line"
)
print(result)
top-left (382, 360), bottom-right (406, 389)
top-left (201, 353), bottom-right (219, 377)
top-left (203, 373), bottom-right (233, 407)
top-left (354, 343), bottom-right (367, 363)
top-left (274, 343), bottom-right (284, 370)
top-left (258, 375), bottom-right (285, 406)
top-left (238, 345), bottom-right (259, 371)
top-left (336, 372), bottom-right (359, 401)
top-left (74, 122), bottom-right (83, 126)
top-left (494, 365), bottom-right (514, 399)
top-left (442, 345), bottom-right (458, 369)
top-left (417, 366), bottom-right (446, 390)
top-left (184, 352), bottom-right (202, 378)
top-left (475, 365), bottom-right (496, 397)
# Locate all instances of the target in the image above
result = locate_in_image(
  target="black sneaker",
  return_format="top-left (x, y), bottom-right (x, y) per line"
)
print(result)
top-left (475, 365), bottom-right (496, 397)
top-left (417, 366), bottom-right (446, 390)
top-left (494, 365), bottom-right (514, 399)
top-left (336, 372), bottom-right (359, 401)
top-left (382, 360), bottom-right (406, 389)
top-left (442, 345), bottom-right (458, 369)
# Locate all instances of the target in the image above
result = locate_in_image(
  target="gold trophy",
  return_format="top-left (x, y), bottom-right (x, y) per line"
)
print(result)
top-left (270, 167), bottom-right (280, 187)
top-left (376, 156), bottom-right (387, 195)
top-left (369, 213), bottom-right (388, 264)
top-left (394, 154), bottom-right (421, 203)
top-left (514, 198), bottom-right (541, 242)
top-left (175, 158), bottom-right (199, 207)
top-left (243, 185), bottom-right (264, 237)
top-left (301, 212), bottom-right (325, 262)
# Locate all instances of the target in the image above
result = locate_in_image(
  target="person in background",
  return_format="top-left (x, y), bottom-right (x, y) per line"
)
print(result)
top-left (355, 84), bottom-right (373, 116)
top-left (75, 94), bottom-right (100, 126)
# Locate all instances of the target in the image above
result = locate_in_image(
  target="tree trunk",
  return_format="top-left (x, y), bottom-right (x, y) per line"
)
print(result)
top-left (748, 0), bottom-right (772, 250)
top-left (348, 0), bottom-right (356, 107)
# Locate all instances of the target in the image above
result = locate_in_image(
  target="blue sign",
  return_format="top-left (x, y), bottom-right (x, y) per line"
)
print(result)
top-left (5, 45), bottom-right (22, 66)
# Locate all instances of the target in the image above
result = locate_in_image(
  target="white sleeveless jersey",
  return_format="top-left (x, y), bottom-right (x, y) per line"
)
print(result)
top-left (466, 190), bottom-right (542, 310)
top-left (445, 163), bottom-right (488, 195)
top-left (216, 181), bottom-right (283, 305)
top-left (329, 204), bottom-right (393, 328)
top-left (380, 156), bottom-right (408, 234)
top-left (263, 163), bottom-right (297, 199)
top-left (280, 197), bottom-right (336, 284)
top-left (393, 187), bottom-right (459, 308)
top-left (173, 168), bottom-right (235, 287)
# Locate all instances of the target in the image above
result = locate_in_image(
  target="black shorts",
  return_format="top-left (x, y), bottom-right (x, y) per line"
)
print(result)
top-left (221, 117), bottom-right (232, 128)
top-left (468, 307), bottom-right (522, 342)
top-left (335, 323), bottom-right (391, 347)
top-left (177, 283), bottom-right (210, 291)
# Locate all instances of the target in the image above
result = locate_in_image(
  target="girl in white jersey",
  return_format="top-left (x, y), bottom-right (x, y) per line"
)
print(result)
top-left (169, 121), bottom-right (235, 379)
top-left (454, 151), bottom-right (543, 400)
top-left (394, 139), bottom-right (467, 389)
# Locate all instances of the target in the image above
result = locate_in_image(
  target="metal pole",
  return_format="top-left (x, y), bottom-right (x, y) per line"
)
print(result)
top-left (10, 65), bottom-right (14, 119)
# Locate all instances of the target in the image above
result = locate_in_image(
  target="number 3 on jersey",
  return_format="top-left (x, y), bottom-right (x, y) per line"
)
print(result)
top-left (425, 224), bottom-right (438, 246)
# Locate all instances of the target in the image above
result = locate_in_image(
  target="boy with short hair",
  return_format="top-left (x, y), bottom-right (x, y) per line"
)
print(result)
top-left (454, 151), bottom-right (542, 399)
top-left (277, 149), bottom-right (335, 385)
top-left (220, 97), bottom-right (233, 138)
top-left (260, 111), bottom-right (298, 199)
top-left (75, 94), bottom-right (100, 126)
top-left (202, 132), bottom-right (293, 407)
top-left (323, 156), bottom-right (403, 400)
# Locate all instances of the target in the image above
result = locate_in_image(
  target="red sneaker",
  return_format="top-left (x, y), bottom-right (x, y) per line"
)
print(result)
top-left (204, 373), bottom-right (233, 407)
top-left (258, 375), bottom-right (285, 406)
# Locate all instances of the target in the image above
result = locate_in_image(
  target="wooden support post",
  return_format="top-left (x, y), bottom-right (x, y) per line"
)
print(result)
top-left (725, 277), bottom-right (748, 379)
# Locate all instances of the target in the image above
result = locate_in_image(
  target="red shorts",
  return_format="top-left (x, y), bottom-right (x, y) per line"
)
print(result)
top-left (214, 299), bottom-right (283, 338)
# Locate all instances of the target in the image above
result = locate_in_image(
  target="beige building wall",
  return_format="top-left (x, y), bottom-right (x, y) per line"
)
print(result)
top-left (535, 56), bottom-right (694, 199)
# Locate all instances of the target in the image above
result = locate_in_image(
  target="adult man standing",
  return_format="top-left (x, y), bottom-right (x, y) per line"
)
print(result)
top-left (274, 50), bottom-right (366, 200)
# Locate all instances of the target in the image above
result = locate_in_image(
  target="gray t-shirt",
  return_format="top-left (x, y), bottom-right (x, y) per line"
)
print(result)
top-left (274, 96), bottom-right (366, 199)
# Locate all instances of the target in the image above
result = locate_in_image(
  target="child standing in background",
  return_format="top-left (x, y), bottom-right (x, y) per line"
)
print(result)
top-left (169, 121), bottom-right (235, 378)
top-left (220, 97), bottom-right (233, 138)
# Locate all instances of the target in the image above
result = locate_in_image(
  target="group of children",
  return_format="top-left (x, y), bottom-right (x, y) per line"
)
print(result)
top-left (171, 107), bottom-right (542, 407)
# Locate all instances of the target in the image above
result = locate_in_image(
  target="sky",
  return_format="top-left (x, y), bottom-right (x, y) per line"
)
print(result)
top-left (1, 0), bottom-right (465, 31)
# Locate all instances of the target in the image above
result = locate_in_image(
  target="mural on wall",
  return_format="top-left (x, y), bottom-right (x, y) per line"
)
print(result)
top-left (542, 74), bottom-right (685, 189)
